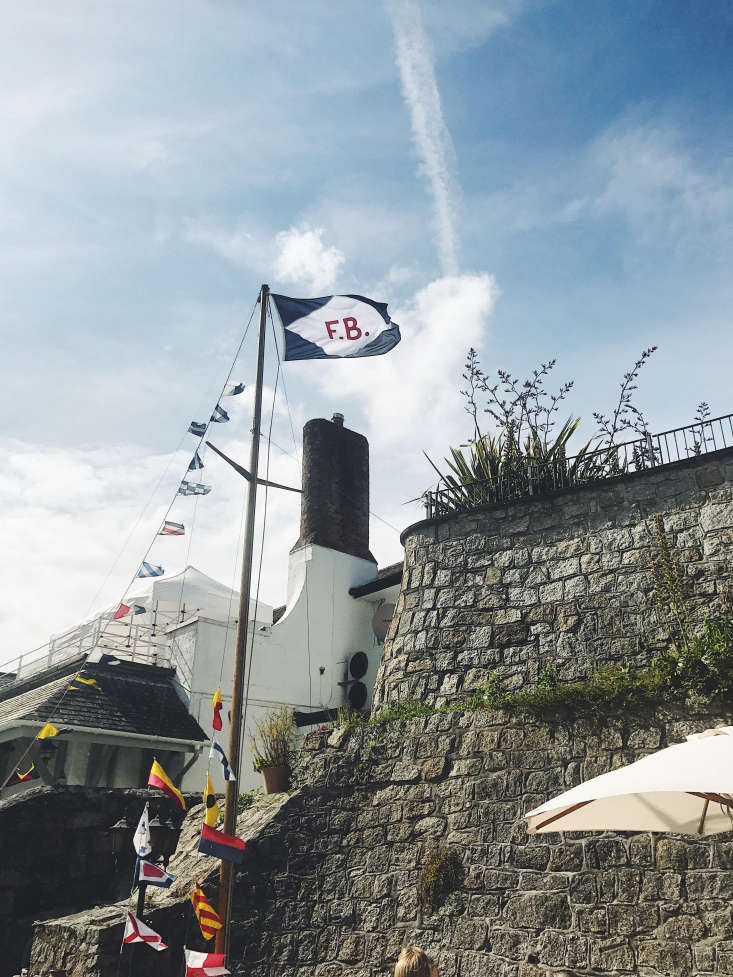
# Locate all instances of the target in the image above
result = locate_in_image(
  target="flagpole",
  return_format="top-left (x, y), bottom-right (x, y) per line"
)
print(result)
top-left (215, 283), bottom-right (269, 956)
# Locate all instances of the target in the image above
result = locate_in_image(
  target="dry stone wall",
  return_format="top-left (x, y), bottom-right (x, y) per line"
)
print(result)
top-left (374, 450), bottom-right (733, 709)
top-left (31, 703), bottom-right (733, 977)
top-left (224, 705), bottom-right (733, 977)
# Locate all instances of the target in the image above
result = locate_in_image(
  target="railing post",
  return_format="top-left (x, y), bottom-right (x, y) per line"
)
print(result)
top-left (645, 432), bottom-right (656, 467)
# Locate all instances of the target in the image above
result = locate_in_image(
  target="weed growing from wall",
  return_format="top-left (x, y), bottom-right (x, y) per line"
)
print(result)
top-left (418, 847), bottom-right (464, 913)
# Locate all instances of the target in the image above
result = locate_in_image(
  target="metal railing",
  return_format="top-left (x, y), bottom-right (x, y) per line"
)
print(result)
top-left (424, 413), bottom-right (733, 520)
top-left (1, 603), bottom-right (201, 688)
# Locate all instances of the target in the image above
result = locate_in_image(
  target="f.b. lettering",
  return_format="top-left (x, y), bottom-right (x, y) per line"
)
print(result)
top-left (324, 317), bottom-right (369, 341)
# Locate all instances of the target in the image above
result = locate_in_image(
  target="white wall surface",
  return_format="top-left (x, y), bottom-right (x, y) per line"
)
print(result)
top-left (179, 543), bottom-right (390, 793)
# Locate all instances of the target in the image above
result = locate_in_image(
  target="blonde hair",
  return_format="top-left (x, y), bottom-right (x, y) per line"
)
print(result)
top-left (395, 947), bottom-right (434, 977)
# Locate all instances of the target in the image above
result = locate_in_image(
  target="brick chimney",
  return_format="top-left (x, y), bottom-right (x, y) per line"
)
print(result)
top-left (293, 415), bottom-right (375, 563)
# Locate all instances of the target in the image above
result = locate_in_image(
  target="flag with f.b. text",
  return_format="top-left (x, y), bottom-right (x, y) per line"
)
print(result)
top-left (271, 293), bottom-right (400, 361)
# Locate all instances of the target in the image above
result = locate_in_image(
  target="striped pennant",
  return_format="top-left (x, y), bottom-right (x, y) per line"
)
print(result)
top-left (223, 382), bottom-right (244, 396)
top-left (190, 885), bottom-right (223, 941)
top-left (159, 520), bottom-right (185, 536)
top-left (188, 421), bottom-right (206, 437)
top-left (188, 451), bottom-right (204, 471)
top-left (210, 404), bottom-right (229, 423)
top-left (137, 562), bottom-right (165, 578)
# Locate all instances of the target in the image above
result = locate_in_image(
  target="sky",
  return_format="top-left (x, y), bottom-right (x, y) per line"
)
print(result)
top-left (2, 0), bottom-right (732, 662)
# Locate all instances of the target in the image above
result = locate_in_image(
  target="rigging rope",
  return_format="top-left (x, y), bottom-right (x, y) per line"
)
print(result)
top-left (1, 297), bottom-right (260, 792)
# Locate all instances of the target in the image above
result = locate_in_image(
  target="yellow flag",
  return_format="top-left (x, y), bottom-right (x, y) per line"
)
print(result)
top-left (68, 674), bottom-right (101, 692)
top-left (148, 759), bottom-right (186, 810)
top-left (190, 885), bottom-right (222, 940)
top-left (203, 775), bottom-right (220, 827)
top-left (37, 722), bottom-right (59, 740)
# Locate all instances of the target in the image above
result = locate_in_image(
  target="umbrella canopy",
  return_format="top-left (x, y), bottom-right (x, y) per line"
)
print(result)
top-left (525, 726), bottom-right (733, 836)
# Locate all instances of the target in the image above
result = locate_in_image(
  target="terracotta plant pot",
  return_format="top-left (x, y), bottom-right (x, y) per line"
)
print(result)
top-left (261, 764), bottom-right (290, 794)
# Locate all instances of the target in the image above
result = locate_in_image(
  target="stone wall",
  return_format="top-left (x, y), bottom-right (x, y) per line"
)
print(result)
top-left (374, 449), bottom-right (733, 710)
top-left (0, 786), bottom-right (189, 977)
top-left (32, 703), bottom-right (733, 977)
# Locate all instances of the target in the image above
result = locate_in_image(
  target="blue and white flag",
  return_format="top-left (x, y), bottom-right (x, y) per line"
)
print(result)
top-left (188, 421), bottom-right (206, 437)
top-left (210, 738), bottom-right (236, 782)
top-left (137, 562), bottom-right (164, 578)
top-left (271, 293), bottom-right (401, 361)
top-left (178, 481), bottom-right (212, 497)
top-left (133, 803), bottom-right (152, 857)
top-left (188, 451), bottom-right (204, 471)
top-left (211, 404), bottom-right (229, 423)
top-left (223, 382), bottom-right (245, 396)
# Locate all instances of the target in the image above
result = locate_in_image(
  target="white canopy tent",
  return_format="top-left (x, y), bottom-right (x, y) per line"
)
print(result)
top-left (126, 565), bottom-right (273, 626)
top-left (525, 726), bottom-right (733, 836)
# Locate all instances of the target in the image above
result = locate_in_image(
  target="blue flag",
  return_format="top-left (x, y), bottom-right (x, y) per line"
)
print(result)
top-left (188, 421), bottom-right (206, 437)
top-left (271, 293), bottom-right (401, 361)
top-left (188, 450), bottom-right (204, 471)
top-left (137, 562), bottom-right (164, 578)
top-left (210, 404), bottom-right (229, 423)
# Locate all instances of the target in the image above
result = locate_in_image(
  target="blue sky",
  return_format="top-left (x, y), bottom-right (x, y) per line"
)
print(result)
top-left (2, 0), bottom-right (731, 658)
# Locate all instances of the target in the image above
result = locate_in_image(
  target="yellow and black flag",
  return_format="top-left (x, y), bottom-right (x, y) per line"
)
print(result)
top-left (68, 673), bottom-right (101, 692)
top-left (203, 775), bottom-right (220, 827)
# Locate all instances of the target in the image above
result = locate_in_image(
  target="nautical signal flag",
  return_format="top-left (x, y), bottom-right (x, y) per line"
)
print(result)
top-left (210, 404), bottom-right (229, 423)
top-left (7, 764), bottom-right (38, 785)
top-left (223, 381), bottom-right (244, 396)
top-left (189, 450), bottom-right (204, 471)
top-left (68, 673), bottom-right (101, 692)
top-left (271, 293), bottom-right (401, 361)
top-left (189, 421), bottom-right (207, 437)
top-left (37, 722), bottom-right (59, 739)
top-left (209, 739), bottom-right (236, 782)
top-left (137, 859), bottom-right (177, 889)
top-left (159, 520), bottom-right (185, 536)
top-left (123, 913), bottom-right (167, 951)
top-left (179, 481), bottom-right (212, 496)
top-left (113, 602), bottom-right (146, 620)
top-left (137, 562), bottom-right (165, 578)
top-left (184, 948), bottom-right (230, 976)
top-left (203, 775), bottom-right (220, 827)
top-left (148, 759), bottom-right (186, 811)
top-left (198, 823), bottom-right (245, 864)
top-left (189, 885), bottom-right (223, 941)
top-left (133, 802), bottom-right (152, 857)
top-left (212, 688), bottom-right (223, 731)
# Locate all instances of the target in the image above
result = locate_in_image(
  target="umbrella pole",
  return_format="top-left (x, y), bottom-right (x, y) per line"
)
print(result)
top-left (697, 798), bottom-right (709, 835)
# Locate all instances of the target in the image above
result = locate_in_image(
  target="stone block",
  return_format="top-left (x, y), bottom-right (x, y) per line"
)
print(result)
top-left (637, 939), bottom-right (692, 977)
top-left (504, 892), bottom-right (571, 930)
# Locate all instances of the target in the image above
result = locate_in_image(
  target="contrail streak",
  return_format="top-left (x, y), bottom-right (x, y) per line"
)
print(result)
top-left (387, 0), bottom-right (460, 275)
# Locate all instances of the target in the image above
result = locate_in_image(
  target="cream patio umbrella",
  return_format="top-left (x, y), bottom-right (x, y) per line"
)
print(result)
top-left (525, 726), bottom-right (733, 836)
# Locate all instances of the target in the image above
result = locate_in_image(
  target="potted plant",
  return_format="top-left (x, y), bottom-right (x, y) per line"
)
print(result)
top-left (250, 706), bottom-right (296, 794)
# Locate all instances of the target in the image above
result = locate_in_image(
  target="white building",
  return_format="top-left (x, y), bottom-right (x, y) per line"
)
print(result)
top-left (0, 415), bottom-right (400, 796)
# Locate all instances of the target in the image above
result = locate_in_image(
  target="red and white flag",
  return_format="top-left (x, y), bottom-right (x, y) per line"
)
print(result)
top-left (138, 859), bottom-right (177, 888)
top-left (184, 948), bottom-right (230, 976)
top-left (123, 912), bottom-right (167, 951)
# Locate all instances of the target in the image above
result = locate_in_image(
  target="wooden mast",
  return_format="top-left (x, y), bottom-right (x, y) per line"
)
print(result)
top-left (215, 283), bottom-right (269, 955)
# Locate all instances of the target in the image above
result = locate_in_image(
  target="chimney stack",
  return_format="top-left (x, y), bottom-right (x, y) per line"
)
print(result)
top-left (294, 415), bottom-right (375, 563)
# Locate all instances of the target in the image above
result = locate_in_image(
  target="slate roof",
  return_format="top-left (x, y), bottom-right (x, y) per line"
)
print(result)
top-left (0, 656), bottom-right (206, 743)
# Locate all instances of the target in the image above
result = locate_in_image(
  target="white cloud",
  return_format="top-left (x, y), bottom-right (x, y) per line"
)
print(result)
top-left (0, 431), bottom-right (301, 668)
top-left (592, 122), bottom-right (733, 246)
top-left (386, 0), bottom-right (461, 275)
top-left (309, 272), bottom-right (498, 449)
top-left (273, 226), bottom-right (346, 293)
